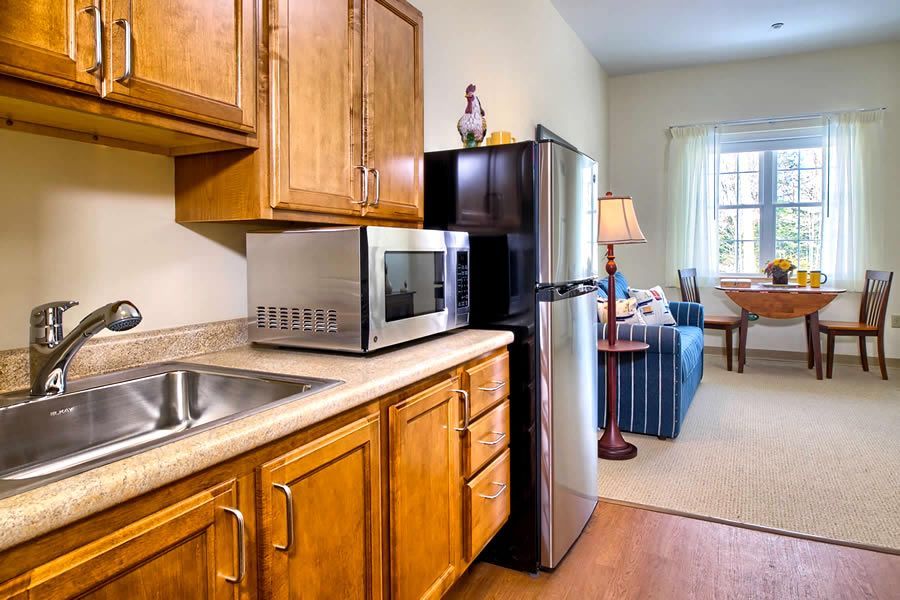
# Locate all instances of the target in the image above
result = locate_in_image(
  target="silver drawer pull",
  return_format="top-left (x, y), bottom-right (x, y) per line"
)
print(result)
top-left (352, 165), bottom-right (369, 205)
top-left (81, 5), bottom-right (103, 74)
top-left (478, 380), bottom-right (505, 392)
top-left (477, 432), bottom-right (507, 446)
top-left (478, 482), bottom-right (508, 500)
top-left (113, 18), bottom-right (132, 83)
top-left (222, 507), bottom-right (246, 584)
top-left (273, 483), bottom-right (294, 552)
top-left (370, 168), bottom-right (381, 207)
top-left (452, 389), bottom-right (470, 432)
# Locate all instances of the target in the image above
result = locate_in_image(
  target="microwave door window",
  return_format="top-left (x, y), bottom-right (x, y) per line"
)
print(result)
top-left (384, 252), bottom-right (446, 322)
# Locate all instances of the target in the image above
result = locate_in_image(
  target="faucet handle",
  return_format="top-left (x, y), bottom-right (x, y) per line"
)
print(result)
top-left (30, 301), bottom-right (78, 346)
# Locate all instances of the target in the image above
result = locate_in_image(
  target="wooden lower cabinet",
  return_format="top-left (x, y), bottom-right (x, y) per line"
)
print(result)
top-left (258, 414), bottom-right (382, 600)
top-left (0, 348), bottom-right (511, 600)
top-left (389, 377), bottom-right (462, 600)
top-left (0, 479), bottom-right (251, 600)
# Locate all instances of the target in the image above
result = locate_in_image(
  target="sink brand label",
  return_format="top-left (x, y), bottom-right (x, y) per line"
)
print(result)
top-left (50, 406), bottom-right (76, 416)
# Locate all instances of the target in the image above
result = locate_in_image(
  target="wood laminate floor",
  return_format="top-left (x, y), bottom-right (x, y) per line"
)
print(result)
top-left (447, 502), bottom-right (900, 600)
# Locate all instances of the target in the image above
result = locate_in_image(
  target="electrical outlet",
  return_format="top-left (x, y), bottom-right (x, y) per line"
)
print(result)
top-left (893, 314), bottom-right (900, 328)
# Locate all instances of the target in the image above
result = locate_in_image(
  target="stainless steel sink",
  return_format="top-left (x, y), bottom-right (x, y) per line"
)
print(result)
top-left (0, 363), bottom-right (342, 499)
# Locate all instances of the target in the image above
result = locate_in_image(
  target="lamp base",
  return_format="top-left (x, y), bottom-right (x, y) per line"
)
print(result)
top-left (597, 438), bottom-right (638, 460)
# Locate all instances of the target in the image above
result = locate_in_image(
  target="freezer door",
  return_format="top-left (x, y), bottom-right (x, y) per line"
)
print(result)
top-left (537, 284), bottom-right (599, 568)
top-left (536, 142), bottom-right (599, 286)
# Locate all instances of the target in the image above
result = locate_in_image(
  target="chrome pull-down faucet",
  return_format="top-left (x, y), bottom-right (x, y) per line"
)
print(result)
top-left (29, 300), bottom-right (142, 397)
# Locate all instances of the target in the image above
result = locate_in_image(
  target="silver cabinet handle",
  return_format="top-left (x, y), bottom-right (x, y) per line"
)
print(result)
top-left (370, 168), bottom-right (381, 207)
top-left (452, 389), bottom-right (470, 432)
top-left (478, 380), bottom-right (506, 392)
top-left (222, 507), bottom-right (246, 584)
top-left (352, 165), bottom-right (369, 206)
top-left (478, 482), bottom-right (508, 500)
top-left (273, 483), bottom-right (294, 552)
top-left (81, 5), bottom-right (103, 74)
top-left (113, 18), bottom-right (132, 83)
top-left (477, 432), bottom-right (507, 446)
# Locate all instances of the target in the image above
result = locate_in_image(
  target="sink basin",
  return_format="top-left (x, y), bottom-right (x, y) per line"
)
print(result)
top-left (0, 363), bottom-right (342, 499)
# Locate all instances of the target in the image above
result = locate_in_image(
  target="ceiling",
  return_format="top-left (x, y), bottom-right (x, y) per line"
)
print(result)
top-left (551, 0), bottom-right (900, 76)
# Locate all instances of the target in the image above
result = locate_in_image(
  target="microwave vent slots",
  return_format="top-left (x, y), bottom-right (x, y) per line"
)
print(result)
top-left (255, 306), bottom-right (338, 333)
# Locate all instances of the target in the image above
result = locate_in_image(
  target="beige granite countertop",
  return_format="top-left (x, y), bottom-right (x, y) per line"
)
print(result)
top-left (0, 329), bottom-right (513, 552)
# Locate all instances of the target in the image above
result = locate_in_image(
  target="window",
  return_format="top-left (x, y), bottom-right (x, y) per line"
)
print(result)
top-left (717, 140), bottom-right (824, 274)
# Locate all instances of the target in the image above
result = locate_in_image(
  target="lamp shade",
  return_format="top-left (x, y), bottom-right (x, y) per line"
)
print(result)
top-left (597, 192), bottom-right (646, 244)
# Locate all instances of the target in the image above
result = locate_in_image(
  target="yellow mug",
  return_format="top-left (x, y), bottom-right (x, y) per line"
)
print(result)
top-left (489, 131), bottom-right (512, 145)
top-left (796, 270), bottom-right (808, 286)
top-left (810, 271), bottom-right (828, 288)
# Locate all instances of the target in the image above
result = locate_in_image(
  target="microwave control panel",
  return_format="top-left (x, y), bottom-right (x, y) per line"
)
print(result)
top-left (456, 250), bottom-right (469, 311)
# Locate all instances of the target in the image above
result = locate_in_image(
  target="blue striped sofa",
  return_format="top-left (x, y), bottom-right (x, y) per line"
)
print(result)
top-left (597, 273), bottom-right (705, 439)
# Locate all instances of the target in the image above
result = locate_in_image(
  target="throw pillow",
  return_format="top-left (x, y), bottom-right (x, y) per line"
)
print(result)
top-left (598, 296), bottom-right (646, 325)
top-left (629, 286), bottom-right (677, 326)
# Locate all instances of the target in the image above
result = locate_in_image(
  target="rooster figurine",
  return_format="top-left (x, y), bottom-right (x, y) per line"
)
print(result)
top-left (457, 83), bottom-right (487, 148)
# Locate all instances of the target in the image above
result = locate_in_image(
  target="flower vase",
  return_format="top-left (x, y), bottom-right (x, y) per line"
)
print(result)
top-left (773, 273), bottom-right (789, 285)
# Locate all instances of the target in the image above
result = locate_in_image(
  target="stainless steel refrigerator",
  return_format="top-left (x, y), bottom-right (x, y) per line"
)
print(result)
top-left (425, 136), bottom-right (599, 571)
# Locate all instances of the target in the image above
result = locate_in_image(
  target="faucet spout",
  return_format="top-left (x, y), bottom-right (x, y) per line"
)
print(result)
top-left (29, 300), bottom-right (142, 397)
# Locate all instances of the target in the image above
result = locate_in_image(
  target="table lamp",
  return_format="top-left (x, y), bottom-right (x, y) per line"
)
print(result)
top-left (597, 192), bottom-right (648, 460)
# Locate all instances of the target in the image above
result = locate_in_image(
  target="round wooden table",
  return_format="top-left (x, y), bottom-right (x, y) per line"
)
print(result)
top-left (715, 285), bottom-right (846, 380)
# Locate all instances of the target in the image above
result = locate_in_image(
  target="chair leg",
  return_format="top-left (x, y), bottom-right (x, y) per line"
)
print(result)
top-left (805, 316), bottom-right (814, 369)
top-left (826, 333), bottom-right (835, 379)
top-left (877, 334), bottom-right (888, 381)
top-left (859, 337), bottom-right (869, 372)
top-left (725, 328), bottom-right (733, 372)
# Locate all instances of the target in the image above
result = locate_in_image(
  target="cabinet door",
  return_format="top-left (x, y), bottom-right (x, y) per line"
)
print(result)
top-left (259, 414), bottom-right (382, 600)
top-left (269, 0), bottom-right (367, 216)
top-left (363, 0), bottom-right (423, 222)
top-left (0, 0), bottom-right (101, 94)
top-left (5, 480), bottom-right (249, 599)
top-left (389, 378), bottom-right (462, 600)
top-left (102, 0), bottom-right (256, 131)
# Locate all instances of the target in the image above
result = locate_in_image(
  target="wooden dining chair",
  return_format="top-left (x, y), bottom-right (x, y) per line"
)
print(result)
top-left (678, 268), bottom-right (743, 371)
top-left (820, 270), bottom-right (893, 380)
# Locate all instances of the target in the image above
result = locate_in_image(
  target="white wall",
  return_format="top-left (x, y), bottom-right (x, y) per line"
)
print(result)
top-left (0, 130), bottom-right (251, 349)
top-left (608, 42), bottom-right (900, 359)
top-left (417, 0), bottom-right (608, 176)
top-left (0, 0), bottom-right (608, 351)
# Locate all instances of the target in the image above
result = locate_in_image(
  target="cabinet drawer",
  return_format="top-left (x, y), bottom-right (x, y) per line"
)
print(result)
top-left (464, 449), bottom-right (511, 562)
top-left (464, 400), bottom-right (510, 478)
top-left (463, 352), bottom-right (510, 420)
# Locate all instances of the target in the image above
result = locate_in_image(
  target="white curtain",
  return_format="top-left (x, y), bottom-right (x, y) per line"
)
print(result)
top-left (665, 125), bottom-right (719, 286)
top-left (821, 110), bottom-right (885, 292)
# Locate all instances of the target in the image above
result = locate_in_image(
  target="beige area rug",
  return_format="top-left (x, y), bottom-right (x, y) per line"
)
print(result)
top-left (598, 357), bottom-right (900, 551)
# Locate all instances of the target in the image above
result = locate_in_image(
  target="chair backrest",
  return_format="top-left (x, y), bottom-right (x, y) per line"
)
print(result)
top-left (678, 268), bottom-right (701, 303)
top-left (859, 270), bottom-right (893, 330)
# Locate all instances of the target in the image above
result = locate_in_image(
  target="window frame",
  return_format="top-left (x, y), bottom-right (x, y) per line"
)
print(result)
top-left (717, 135), bottom-right (825, 276)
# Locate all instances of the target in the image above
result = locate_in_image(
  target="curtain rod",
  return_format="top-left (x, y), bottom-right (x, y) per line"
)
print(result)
top-left (669, 107), bottom-right (886, 130)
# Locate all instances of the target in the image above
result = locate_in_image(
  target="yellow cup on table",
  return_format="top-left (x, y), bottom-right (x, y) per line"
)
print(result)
top-left (810, 271), bottom-right (828, 288)
top-left (796, 270), bottom-right (808, 286)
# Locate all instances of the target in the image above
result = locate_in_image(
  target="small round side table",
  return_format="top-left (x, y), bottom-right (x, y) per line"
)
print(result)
top-left (597, 339), bottom-right (650, 460)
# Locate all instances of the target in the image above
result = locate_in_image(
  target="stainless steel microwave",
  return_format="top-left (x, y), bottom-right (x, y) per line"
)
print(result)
top-left (247, 227), bottom-right (470, 353)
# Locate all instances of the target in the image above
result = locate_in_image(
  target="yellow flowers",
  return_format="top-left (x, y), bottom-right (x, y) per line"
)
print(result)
top-left (763, 258), bottom-right (795, 276)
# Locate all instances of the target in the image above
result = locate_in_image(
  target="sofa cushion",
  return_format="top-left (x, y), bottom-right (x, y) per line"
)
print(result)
top-left (630, 286), bottom-right (678, 326)
top-left (598, 271), bottom-right (630, 300)
top-left (598, 297), bottom-right (645, 325)
top-left (677, 325), bottom-right (704, 376)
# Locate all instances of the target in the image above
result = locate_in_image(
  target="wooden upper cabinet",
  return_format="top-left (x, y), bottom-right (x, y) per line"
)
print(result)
top-left (101, 0), bottom-right (256, 132)
top-left (258, 414), bottom-right (382, 600)
top-left (270, 0), bottom-right (366, 215)
top-left (0, 0), bottom-right (102, 94)
top-left (363, 0), bottom-right (423, 222)
top-left (389, 378), bottom-right (462, 600)
top-left (0, 480), bottom-right (250, 599)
